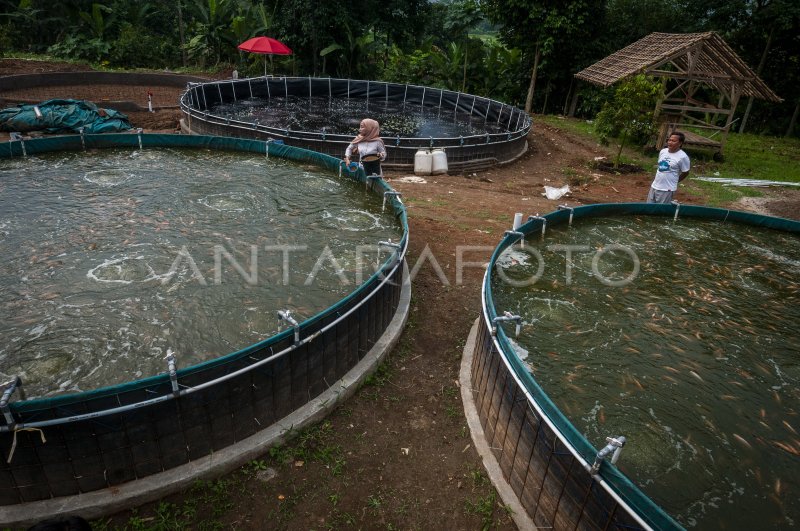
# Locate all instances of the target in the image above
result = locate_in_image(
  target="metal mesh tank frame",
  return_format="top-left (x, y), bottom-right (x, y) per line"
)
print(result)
top-left (180, 77), bottom-right (531, 171)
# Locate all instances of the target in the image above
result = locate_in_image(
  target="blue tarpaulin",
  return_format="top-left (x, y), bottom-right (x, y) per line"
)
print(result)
top-left (0, 99), bottom-right (132, 134)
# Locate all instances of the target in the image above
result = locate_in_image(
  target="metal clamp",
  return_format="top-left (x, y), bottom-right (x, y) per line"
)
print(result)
top-left (278, 310), bottom-right (301, 344)
top-left (378, 240), bottom-right (401, 252)
top-left (492, 311), bottom-right (523, 337)
top-left (557, 204), bottom-right (574, 226)
top-left (504, 229), bottom-right (525, 247)
top-left (1, 377), bottom-right (25, 428)
top-left (527, 214), bottom-right (547, 237)
top-left (671, 200), bottom-right (681, 221)
top-left (590, 435), bottom-right (626, 475)
top-left (382, 191), bottom-right (402, 212)
top-left (165, 349), bottom-right (179, 396)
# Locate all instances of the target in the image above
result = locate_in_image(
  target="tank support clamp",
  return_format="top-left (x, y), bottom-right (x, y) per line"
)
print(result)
top-left (504, 230), bottom-right (525, 248)
top-left (557, 204), bottom-right (574, 226)
top-left (527, 214), bottom-right (547, 237)
top-left (278, 310), bottom-right (301, 345)
top-left (492, 311), bottom-right (523, 337)
top-left (383, 191), bottom-right (402, 212)
top-left (671, 200), bottom-right (681, 221)
top-left (1, 377), bottom-right (26, 428)
top-left (165, 349), bottom-right (180, 396)
top-left (590, 435), bottom-right (627, 475)
top-left (366, 174), bottom-right (381, 190)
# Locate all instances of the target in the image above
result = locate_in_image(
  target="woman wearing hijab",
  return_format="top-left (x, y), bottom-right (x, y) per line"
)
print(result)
top-left (344, 118), bottom-right (387, 176)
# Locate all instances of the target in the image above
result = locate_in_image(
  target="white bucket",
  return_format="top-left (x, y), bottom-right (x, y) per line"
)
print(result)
top-left (431, 149), bottom-right (448, 175)
top-left (414, 150), bottom-right (433, 176)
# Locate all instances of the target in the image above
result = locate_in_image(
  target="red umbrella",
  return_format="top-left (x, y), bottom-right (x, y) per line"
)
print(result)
top-left (238, 37), bottom-right (292, 76)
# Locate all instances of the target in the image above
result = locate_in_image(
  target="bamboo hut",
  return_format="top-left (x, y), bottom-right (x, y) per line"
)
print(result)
top-left (575, 32), bottom-right (782, 157)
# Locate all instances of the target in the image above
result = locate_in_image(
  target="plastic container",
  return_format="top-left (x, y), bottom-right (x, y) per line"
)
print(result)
top-left (431, 149), bottom-right (448, 175)
top-left (414, 150), bottom-right (433, 175)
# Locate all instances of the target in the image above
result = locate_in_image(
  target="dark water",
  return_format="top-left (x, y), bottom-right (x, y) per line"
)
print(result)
top-left (492, 216), bottom-right (800, 529)
top-left (210, 95), bottom-right (510, 137)
top-left (0, 148), bottom-right (401, 397)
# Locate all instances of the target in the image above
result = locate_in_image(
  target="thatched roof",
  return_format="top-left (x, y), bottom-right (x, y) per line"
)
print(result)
top-left (575, 32), bottom-right (781, 102)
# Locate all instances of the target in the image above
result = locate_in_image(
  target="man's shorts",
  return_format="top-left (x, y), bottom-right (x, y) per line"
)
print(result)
top-left (646, 187), bottom-right (674, 204)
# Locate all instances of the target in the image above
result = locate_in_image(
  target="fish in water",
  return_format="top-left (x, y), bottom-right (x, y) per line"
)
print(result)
top-left (732, 433), bottom-right (752, 449)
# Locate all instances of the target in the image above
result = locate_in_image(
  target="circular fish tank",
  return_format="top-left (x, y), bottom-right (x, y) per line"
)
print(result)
top-left (0, 133), bottom-right (409, 522)
top-left (473, 203), bottom-right (799, 530)
top-left (180, 77), bottom-right (531, 171)
top-left (1, 146), bottom-right (401, 397)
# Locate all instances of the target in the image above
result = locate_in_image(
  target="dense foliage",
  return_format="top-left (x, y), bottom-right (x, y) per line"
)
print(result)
top-left (0, 0), bottom-right (797, 137)
top-left (594, 74), bottom-right (661, 167)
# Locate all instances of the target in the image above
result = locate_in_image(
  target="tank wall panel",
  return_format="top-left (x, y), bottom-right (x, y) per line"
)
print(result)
top-left (469, 317), bottom-right (648, 530)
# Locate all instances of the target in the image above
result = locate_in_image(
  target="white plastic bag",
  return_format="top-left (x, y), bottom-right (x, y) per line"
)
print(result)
top-left (543, 185), bottom-right (570, 200)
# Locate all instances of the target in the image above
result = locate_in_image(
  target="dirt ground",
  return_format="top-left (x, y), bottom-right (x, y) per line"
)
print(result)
top-left (3, 59), bottom-right (800, 530)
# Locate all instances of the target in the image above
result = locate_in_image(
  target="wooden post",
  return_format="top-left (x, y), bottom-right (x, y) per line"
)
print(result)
top-left (721, 85), bottom-right (741, 154)
top-left (785, 99), bottom-right (799, 138)
top-left (524, 41), bottom-right (541, 114)
top-left (652, 77), bottom-right (668, 148)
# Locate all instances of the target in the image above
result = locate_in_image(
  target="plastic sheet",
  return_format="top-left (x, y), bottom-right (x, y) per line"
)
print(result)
top-left (0, 99), bottom-right (131, 134)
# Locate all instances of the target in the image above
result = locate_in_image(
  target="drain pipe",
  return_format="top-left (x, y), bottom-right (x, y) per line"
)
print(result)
top-left (527, 214), bottom-right (547, 238)
top-left (671, 200), bottom-right (681, 221)
top-left (382, 191), bottom-right (402, 212)
top-left (492, 311), bottom-right (522, 337)
top-left (165, 349), bottom-right (179, 397)
top-left (1, 377), bottom-right (25, 428)
top-left (278, 310), bottom-right (301, 344)
top-left (557, 204), bottom-right (574, 226)
top-left (136, 128), bottom-right (143, 150)
top-left (590, 435), bottom-right (627, 475)
top-left (78, 127), bottom-right (86, 150)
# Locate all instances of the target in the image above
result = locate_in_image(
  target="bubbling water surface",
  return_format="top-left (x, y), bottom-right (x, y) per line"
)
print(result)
top-left (492, 216), bottom-right (800, 529)
top-left (0, 148), bottom-right (401, 397)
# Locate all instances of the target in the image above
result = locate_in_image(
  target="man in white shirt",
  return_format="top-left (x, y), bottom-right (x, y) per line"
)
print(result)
top-left (647, 132), bottom-right (690, 204)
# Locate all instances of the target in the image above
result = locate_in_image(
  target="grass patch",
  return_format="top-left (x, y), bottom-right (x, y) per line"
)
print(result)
top-left (465, 491), bottom-right (497, 531)
top-left (694, 132), bottom-right (800, 182)
top-left (266, 421), bottom-right (346, 475)
top-left (537, 114), bottom-right (799, 185)
top-left (3, 52), bottom-right (228, 76)
top-left (683, 180), bottom-right (764, 207)
top-left (536, 114), bottom-right (596, 137)
top-left (536, 114), bottom-right (651, 167)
